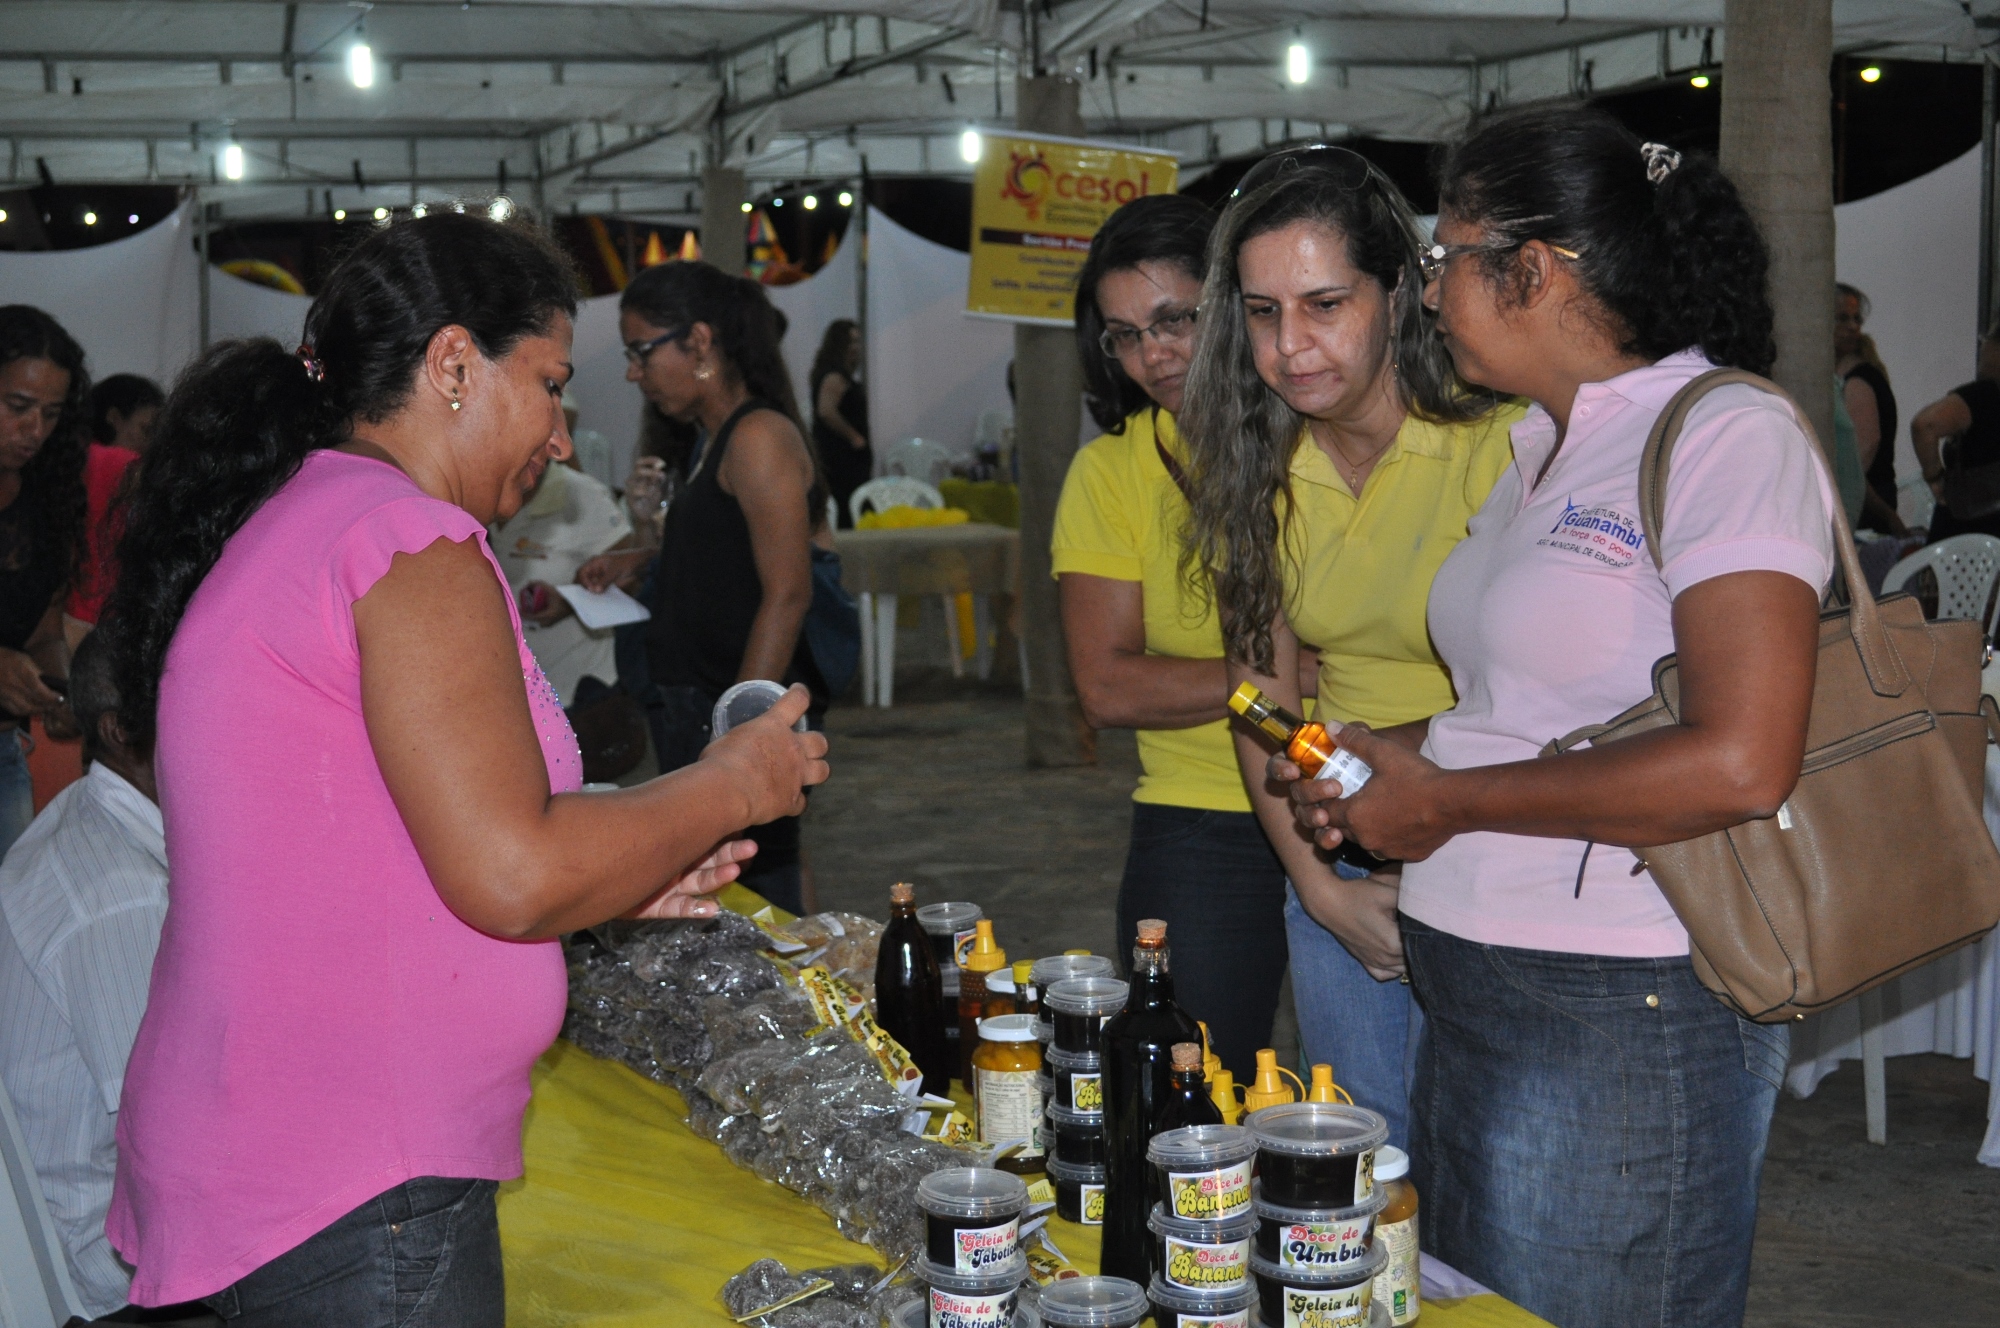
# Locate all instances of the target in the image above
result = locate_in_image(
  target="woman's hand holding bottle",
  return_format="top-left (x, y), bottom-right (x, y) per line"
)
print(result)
top-left (1274, 723), bottom-right (1456, 862)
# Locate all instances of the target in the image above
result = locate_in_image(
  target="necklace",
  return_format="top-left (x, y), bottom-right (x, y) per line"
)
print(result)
top-left (1320, 428), bottom-right (1394, 493)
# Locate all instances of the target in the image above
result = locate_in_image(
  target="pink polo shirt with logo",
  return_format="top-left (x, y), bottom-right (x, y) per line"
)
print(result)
top-left (108, 450), bottom-right (579, 1304)
top-left (1399, 350), bottom-right (1837, 958)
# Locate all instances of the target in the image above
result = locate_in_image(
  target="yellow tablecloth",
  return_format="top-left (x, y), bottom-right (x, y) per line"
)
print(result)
top-left (939, 479), bottom-right (1021, 530)
top-left (500, 886), bottom-right (1550, 1326)
top-left (833, 523), bottom-right (1020, 598)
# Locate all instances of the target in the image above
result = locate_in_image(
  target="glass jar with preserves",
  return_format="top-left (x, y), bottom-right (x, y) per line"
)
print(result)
top-left (973, 1013), bottom-right (1045, 1174)
top-left (1370, 1145), bottom-right (1419, 1324)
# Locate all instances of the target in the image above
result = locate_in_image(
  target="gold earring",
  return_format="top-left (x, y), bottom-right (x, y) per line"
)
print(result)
top-left (695, 364), bottom-right (712, 381)
top-left (451, 394), bottom-right (462, 412)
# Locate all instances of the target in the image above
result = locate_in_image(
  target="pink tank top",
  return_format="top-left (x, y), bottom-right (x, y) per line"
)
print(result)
top-left (108, 450), bottom-right (580, 1304)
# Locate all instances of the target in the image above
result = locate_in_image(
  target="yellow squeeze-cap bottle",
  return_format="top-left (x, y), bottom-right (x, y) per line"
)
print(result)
top-left (964, 919), bottom-right (1007, 973)
top-left (1244, 1047), bottom-right (1305, 1112)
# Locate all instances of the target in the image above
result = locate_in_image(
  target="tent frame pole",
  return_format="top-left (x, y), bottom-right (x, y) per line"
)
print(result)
top-left (1982, 58), bottom-right (1997, 342)
top-left (195, 185), bottom-right (211, 352)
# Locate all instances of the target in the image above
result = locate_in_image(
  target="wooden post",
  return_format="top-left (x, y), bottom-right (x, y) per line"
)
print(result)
top-left (1718, 0), bottom-right (1836, 453)
top-left (700, 165), bottom-right (747, 275)
top-left (1013, 74), bottom-right (1095, 767)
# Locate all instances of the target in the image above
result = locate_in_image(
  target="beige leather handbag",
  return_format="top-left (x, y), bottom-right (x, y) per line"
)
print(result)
top-left (1543, 369), bottom-right (2000, 1023)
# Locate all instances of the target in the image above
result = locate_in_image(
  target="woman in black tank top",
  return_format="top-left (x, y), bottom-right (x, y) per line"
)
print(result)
top-left (581, 262), bottom-right (827, 913)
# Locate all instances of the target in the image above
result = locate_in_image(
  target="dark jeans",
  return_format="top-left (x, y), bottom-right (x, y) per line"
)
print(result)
top-left (1403, 916), bottom-right (1785, 1328)
top-left (1117, 803), bottom-right (1288, 1083)
top-left (200, 1177), bottom-right (501, 1328)
top-left (646, 683), bottom-right (804, 915)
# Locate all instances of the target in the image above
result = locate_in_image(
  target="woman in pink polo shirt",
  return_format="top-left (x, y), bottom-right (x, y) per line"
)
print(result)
top-left (101, 215), bottom-right (827, 1325)
top-left (1285, 108), bottom-right (1834, 1327)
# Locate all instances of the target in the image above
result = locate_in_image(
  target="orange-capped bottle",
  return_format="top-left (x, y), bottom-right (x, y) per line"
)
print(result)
top-left (1228, 682), bottom-right (1372, 795)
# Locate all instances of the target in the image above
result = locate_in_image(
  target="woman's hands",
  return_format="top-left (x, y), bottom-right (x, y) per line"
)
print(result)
top-left (576, 547), bottom-right (652, 593)
top-left (624, 838), bottom-right (756, 919)
top-left (701, 683), bottom-right (829, 827)
top-left (1273, 723), bottom-right (1457, 862)
top-left (0, 647), bottom-right (61, 720)
top-left (520, 580), bottom-right (573, 628)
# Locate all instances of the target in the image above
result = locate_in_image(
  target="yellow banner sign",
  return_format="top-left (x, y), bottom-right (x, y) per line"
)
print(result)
top-left (966, 132), bottom-right (1179, 324)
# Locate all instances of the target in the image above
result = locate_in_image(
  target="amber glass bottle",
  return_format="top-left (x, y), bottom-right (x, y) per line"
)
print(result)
top-left (1227, 681), bottom-right (1372, 794)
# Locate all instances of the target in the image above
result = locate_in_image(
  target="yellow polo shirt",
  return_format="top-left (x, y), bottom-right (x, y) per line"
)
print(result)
top-left (1283, 405), bottom-right (1523, 728)
top-left (1051, 408), bottom-right (1252, 812)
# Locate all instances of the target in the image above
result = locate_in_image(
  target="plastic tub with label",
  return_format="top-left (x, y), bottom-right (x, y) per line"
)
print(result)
top-left (1245, 1102), bottom-right (1387, 1210)
top-left (1147, 1124), bottom-right (1257, 1223)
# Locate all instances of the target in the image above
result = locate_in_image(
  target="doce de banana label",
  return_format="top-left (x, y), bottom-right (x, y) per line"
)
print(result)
top-left (1168, 1164), bottom-right (1252, 1220)
top-left (1070, 1072), bottom-right (1102, 1111)
top-left (1165, 1235), bottom-right (1248, 1288)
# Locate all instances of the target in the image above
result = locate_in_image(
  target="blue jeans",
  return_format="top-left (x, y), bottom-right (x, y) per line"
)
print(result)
top-left (200, 1177), bottom-right (501, 1327)
top-left (0, 728), bottom-right (34, 868)
top-left (1284, 873), bottom-right (1421, 1152)
top-left (1117, 803), bottom-right (1287, 1083)
top-left (1402, 916), bottom-right (1785, 1328)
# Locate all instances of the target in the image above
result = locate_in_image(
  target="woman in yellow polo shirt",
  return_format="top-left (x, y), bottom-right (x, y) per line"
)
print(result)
top-left (1051, 194), bottom-right (1290, 1081)
top-left (1180, 147), bottom-right (1519, 1149)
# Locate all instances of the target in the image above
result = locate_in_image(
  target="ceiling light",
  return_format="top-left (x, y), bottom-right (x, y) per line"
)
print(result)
top-left (373, 206), bottom-right (389, 220)
top-left (803, 194), bottom-right (818, 210)
top-left (838, 190), bottom-right (853, 207)
top-left (772, 196), bottom-right (783, 206)
top-left (349, 40), bottom-right (375, 89)
top-left (960, 128), bottom-right (982, 163)
top-left (82, 211), bottom-right (97, 225)
top-left (222, 143), bottom-right (244, 180)
top-left (127, 213), bottom-right (138, 223)
top-left (0, 210), bottom-right (9, 223)
top-left (1690, 73), bottom-right (1710, 88)
top-left (1287, 42), bottom-right (1310, 85)
top-left (334, 208), bottom-right (346, 220)
top-left (1859, 65), bottom-right (1882, 83)
top-left (739, 201), bottom-right (752, 213)
top-left (451, 202), bottom-right (464, 213)
top-left (411, 202), bottom-right (428, 218)
top-left (488, 196), bottom-right (513, 221)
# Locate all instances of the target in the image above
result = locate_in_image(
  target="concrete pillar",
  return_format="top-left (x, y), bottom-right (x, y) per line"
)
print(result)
top-left (1718, 0), bottom-right (1836, 453)
top-left (1013, 74), bottom-right (1095, 768)
top-left (700, 165), bottom-right (747, 276)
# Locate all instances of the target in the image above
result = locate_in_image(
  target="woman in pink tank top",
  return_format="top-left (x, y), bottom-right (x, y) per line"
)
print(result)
top-left (97, 216), bottom-right (829, 1326)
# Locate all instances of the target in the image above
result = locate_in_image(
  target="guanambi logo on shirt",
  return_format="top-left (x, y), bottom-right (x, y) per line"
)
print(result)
top-left (1538, 497), bottom-right (1643, 567)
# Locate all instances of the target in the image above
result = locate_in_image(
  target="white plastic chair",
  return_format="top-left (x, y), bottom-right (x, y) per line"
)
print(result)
top-left (1857, 533), bottom-right (2000, 1144)
top-left (847, 477), bottom-right (983, 705)
top-left (0, 1076), bottom-right (87, 1328)
top-left (881, 436), bottom-right (957, 487)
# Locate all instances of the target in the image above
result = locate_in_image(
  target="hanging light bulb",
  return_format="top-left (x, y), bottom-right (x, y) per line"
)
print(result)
top-left (222, 143), bottom-right (245, 180)
top-left (1859, 65), bottom-right (1882, 83)
top-left (489, 196), bottom-right (514, 221)
top-left (1690, 72), bottom-right (1711, 88)
top-left (803, 194), bottom-right (818, 210)
top-left (349, 36), bottom-right (376, 90)
top-left (739, 201), bottom-right (753, 213)
top-left (1287, 43), bottom-right (1310, 85)
top-left (837, 190), bottom-right (853, 207)
top-left (411, 202), bottom-right (428, 218)
top-left (959, 128), bottom-right (982, 163)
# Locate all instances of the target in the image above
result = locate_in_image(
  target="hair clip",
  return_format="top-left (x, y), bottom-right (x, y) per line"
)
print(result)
top-left (296, 344), bottom-right (326, 383)
top-left (1640, 142), bottom-right (1682, 184)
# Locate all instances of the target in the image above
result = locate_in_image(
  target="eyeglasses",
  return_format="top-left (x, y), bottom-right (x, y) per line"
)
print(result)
top-left (623, 328), bottom-right (683, 367)
top-left (1417, 240), bottom-right (1580, 285)
top-left (1099, 306), bottom-right (1198, 359)
top-left (1230, 143), bottom-right (1377, 201)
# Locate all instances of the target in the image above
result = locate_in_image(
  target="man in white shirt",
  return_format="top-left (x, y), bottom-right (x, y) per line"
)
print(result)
top-left (489, 451), bottom-right (634, 705)
top-left (0, 630), bottom-right (165, 1318)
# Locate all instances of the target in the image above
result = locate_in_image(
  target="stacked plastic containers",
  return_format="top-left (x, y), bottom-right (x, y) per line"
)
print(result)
top-left (1244, 1102), bottom-right (1391, 1328)
top-left (1033, 1276), bottom-right (1152, 1328)
top-left (916, 1167), bottom-right (1030, 1328)
top-left (1141, 1124), bottom-right (1259, 1326)
top-left (917, 902), bottom-right (983, 1077)
top-left (1039, 974), bottom-right (1125, 1227)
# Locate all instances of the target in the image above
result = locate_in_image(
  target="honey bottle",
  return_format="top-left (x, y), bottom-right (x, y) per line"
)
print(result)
top-left (958, 920), bottom-right (1007, 1086)
top-left (1243, 1048), bottom-right (1306, 1113)
top-left (1208, 1068), bottom-right (1244, 1125)
top-left (1306, 1063), bottom-right (1352, 1104)
top-left (1228, 681), bottom-right (1372, 795)
top-left (1371, 1145), bottom-right (1420, 1324)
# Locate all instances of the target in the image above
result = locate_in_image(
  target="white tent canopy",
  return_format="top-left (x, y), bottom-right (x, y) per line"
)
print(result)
top-left (3, 1), bottom-right (1991, 221)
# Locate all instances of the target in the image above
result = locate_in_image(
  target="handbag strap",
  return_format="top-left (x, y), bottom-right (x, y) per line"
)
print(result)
top-left (1636, 367), bottom-right (1911, 699)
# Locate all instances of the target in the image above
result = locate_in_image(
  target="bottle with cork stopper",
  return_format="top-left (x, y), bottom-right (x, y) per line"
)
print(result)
top-left (1227, 681), bottom-right (1372, 795)
top-left (1098, 918), bottom-right (1200, 1283)
top-left (958, 920), bottom-right (1007, 1086)
top-left (1155, 1041), bottom-right (1223, 1133)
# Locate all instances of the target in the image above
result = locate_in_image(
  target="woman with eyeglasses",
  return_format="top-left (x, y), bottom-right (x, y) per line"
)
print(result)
top-left (580, 261), bottom-right (828, 915)
top-left (1177, 147), bottom-right (1518, 1152)
top-left (1052, 194), bottom-right (1294, 1082)
top-left (1283, 107), bottom-right (1835, 1326)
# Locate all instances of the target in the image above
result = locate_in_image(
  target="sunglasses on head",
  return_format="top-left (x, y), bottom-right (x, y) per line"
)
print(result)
top-left (1229, 143), bottom-right (1378, 201)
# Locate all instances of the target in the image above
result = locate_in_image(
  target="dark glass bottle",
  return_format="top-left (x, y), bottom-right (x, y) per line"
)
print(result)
top-left (1156, 1042), bottom-right (1224, 1134)
top-left (1099, 918), bottom-right (1201, 1284)
top-left (874, 882), bottom-right (952, 1096)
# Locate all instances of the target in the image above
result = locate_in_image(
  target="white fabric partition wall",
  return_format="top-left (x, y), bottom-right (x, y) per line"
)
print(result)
top-left (0, 205), bottom-right (200, 387)
top-left (863, 211), bottom-right (1015, 462)
top-left (768, 226), bottom-right (860, 422)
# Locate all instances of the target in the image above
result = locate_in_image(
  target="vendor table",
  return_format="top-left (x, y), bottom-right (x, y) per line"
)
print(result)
top-left (499, 886), bottom-right (1553, 1326)
top-left (835, 523), bottom-right (1020, 707)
